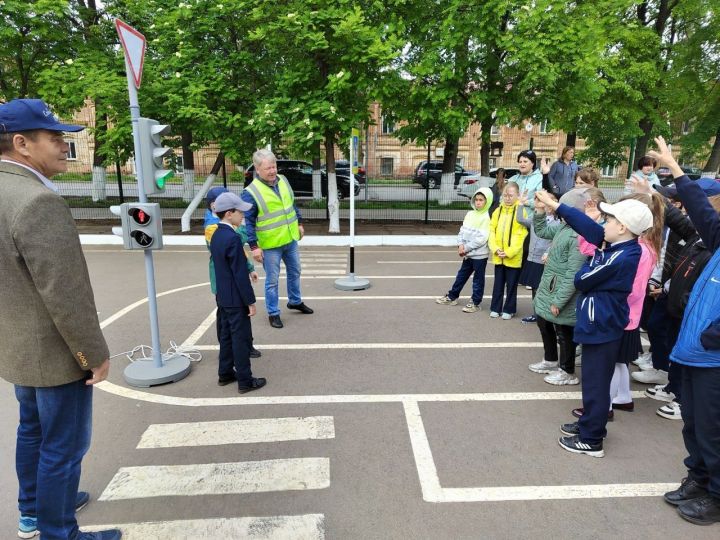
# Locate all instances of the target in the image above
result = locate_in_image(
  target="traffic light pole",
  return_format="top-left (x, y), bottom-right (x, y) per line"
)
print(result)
top-left (121, 54), bottom-right (191, 387)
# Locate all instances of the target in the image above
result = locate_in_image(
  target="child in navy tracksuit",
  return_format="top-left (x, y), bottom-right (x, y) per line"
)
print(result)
top-left (649, 137), bottom-right (720, 525)
top-left (535, 190), bottom-right (653, 457)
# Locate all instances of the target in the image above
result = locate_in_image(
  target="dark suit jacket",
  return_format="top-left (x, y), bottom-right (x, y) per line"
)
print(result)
top-left (210, 223), bottom-right (256, 308)
top-left (0, 161), bottom-right (109, 386)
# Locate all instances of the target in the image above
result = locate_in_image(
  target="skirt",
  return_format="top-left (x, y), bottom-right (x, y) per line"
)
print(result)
top-left (617, 328), bottom-right (642, 365)
top-left (519, 261), bottom-right (544, 289)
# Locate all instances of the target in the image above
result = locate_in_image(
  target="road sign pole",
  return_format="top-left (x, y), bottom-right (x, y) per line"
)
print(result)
top-left (117, 19), bottom-right (190, 387)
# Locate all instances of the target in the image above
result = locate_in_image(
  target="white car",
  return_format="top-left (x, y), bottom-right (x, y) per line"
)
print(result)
top-left (456, 174), bottom-right (495, 198)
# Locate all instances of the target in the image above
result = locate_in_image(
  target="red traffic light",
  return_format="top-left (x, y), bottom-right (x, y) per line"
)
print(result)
top-left (129, 207), bottom-right (152, 225)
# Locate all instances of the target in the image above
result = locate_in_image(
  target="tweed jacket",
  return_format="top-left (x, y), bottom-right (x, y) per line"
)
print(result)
top-left (0, 161), bottom-right (109, 386)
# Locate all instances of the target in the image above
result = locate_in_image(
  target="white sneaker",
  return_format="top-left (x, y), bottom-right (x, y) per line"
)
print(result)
top-left (544, 369), bottom-right (579, 385)
top-left (656, 401), bottom-right (682, 420)
top-left (501, 312), bottom-right (514, 320)
top-left (633, 352), bottom-right (652, 368)
top-left (529, 360), bottom-right (558, 374)
top-left (462, 303), bottom-right (482, 313)
top-left (489, 311), bottom-right (500, 318)
top-left (575, 345), bottom-right (582, 366)
top-left (632, 368), bottom-right (668, 385)
top-left (639, 361), bottom-right (657, 371)
top-left (436, 295), bottom-right (457, 305)
top-left (645, 384), bottom-right (675, 402)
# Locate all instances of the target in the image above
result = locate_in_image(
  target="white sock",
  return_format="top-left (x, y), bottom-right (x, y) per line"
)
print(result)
top-left (613, 363), bottom-right (632, 405)
top-left (609, 364), bottom-right (620, 411)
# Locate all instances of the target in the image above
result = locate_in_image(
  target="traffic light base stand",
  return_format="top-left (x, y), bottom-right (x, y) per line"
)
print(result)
top-left (123, 352), bottom-right (192, 388)
top-left (334, 273), bottom-right (371, 291)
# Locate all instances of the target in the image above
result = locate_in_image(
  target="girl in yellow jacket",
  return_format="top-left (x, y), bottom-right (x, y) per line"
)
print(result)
top-left (488, 182), bottom-right (529, 319)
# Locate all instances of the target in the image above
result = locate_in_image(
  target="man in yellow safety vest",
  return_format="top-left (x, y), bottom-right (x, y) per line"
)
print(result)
top-left (241, 149), bottom-right (314, 328)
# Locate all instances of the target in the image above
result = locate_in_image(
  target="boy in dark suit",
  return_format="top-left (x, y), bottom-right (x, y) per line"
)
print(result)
top-left (210, 192), bottom-right (266, 393)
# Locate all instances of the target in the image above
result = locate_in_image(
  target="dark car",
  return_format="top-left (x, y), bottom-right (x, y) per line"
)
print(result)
top-left (657, 165), bottom-right (703, 186)
top-left (324, 159), bottom-right (367, 185)
top-left (413, 160), bottom-right (475, 189)
top-left (244, 160), bottom-right (360, 198)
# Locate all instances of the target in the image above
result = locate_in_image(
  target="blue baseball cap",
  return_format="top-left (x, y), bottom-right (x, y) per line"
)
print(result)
top-left (655, 178), bottom-right (720, 199)
top-left (0, 99), bottom-right (84, 133)
top-left (206, 186), bottom-right (229, 207)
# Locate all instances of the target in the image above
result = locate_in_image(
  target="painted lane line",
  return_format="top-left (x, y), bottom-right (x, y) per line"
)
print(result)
top-left (193, 342), bottom-right (544, 351)
top-left (137, 416), bottom-right (335, 448)
top-left (180, 309), bottom-right (217, 349)
top-left (94, 384), bottom-right (649, 407)
top-left (263, 295), bottom-right (531, 300)
top-left (82, 515), bottom-right (325, 539)
top-left (377, 260), bottom-right (463, 264)
top-left (403, 400), bottom-right (678, 503)
top-left (99, 458), bottom-right (330, 500)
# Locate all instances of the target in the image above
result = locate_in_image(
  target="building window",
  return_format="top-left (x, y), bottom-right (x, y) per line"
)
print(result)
top-left (539, 120), bottom-right (549, 134)
top-left (380, 157), bottom-right (394, 176)
top-left (381, 116), bottom-right (395, 134)
top-left (490, 124), bottom-right (500, 136)
top-left (174, 154), bottom-right (184, 173)
top-left (66, 141), bottom-right (77, 160)
top-left (682, 120), bottom-right (691, 135)
top-left (488, 157), bottom-right (497, 169)
top-left (601, 164), bottom-right (618, 178)
top-left (490, 141), bottom-right (504, 156)
top-left (456, 156), bottom-right (464, 167)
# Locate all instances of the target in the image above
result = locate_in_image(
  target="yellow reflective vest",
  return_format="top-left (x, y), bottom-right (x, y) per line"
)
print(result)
top-left (245, 175), bottom-right (300, 249)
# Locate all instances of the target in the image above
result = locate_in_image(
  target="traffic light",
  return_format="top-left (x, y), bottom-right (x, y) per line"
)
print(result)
top-left (109, 203), bottom-right (164, 250)
top-left (137, 117), bottom-right (173, 196)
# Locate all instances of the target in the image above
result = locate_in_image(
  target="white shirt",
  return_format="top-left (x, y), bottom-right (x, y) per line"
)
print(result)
top-left (1, 159), bottom-right (59, 193)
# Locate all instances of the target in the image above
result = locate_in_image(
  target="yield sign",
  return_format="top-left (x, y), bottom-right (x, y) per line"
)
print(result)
top-left (115, 19), bottom-right (146, 88)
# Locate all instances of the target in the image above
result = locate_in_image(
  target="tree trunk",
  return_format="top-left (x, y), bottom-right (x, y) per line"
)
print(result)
top-left (324, 133), bottom-right (340, 233)
top-left (703, 126), bottom-right (720, 174)
top-left (634, 118), bottom-right (654, 165)
top-left (439, 137), bottom-right (458, 205)
top-left (312, 139), bottom-right (322, 200)
top-left (181, 131), bottom-right (195, 202)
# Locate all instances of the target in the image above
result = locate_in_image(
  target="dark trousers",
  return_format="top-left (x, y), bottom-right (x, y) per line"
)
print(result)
top-left (447, 257), bottom-right (488, 305)
top-left (536, 315), bottom-right (558, 362)
top-left (681, 365), bottom-right (720, 498)
top-left (578, 340), bottom-right (621, 444)
top-left (216, 307), bottom-right (254, 365)
top-left (647, 295), bottom-right (670, 371)
top-left (555, 323), bottom-right (577, 374)
top-left (218, 306), bottom-right (253, 387)
top-left (490, 265), bottom-right (521, 315)
top-left (665, 317), bottom-right (683, 401)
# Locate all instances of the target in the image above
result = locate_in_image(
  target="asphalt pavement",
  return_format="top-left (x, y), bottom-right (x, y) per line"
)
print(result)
top-left (0, 244), bottom-right (714, 539)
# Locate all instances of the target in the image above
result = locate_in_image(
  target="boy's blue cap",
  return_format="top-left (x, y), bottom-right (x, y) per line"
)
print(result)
top-left (206, 186), bottom-right (228, 207)
top-left (655, 178), bottom-right (720, 199)
top-left (214, 192), bottom-right (252, 213)
top-left (0, 99), bottom-right (84, 133)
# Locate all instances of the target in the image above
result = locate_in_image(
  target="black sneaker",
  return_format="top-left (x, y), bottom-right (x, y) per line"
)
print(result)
top-left (217, 375), bottom-right (236, 386)
top-left (238, 377), bottom-right (267, 394)
top-left (558, 435), bottom-right (604, 458)
top-left (664, 477), bottom-right (709, 506)
top-left (250, 348), bottom-right (262, 359)
top-left (560, 422), bottom-right (580, 437)
top-left (677, 495), bottom-right (720, 525)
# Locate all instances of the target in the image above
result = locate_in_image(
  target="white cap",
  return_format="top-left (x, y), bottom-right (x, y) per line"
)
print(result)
top-left (598, 199), bottom-right (653, 235)
top-left (214, 192), bottom-right (252, 212)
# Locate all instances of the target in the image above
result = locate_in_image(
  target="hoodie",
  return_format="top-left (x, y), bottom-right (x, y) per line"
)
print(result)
top-left (457, 187), bottom-right (493, 259)
top-left (509, 168), bottom-right (544, 210)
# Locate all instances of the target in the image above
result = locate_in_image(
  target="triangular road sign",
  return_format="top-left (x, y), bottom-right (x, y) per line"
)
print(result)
top-left (115, 19), bottom-right (146, 88)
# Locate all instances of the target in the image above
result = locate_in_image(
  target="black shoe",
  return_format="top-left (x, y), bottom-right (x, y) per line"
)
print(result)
top-left (558, 435), bottom-right (604, 458)
top-left (677, 495), bottom-right (720, 525)
top-left (664, 477), bottom-right (709, 506)
top-left (238, 377), bottom-right (267, 394)
top-left (287, 302), bottom-right (314, 314)
top-left (269, 315), bottom-right (284, 328)
top-left (560, 422), bottom-right (580, 437)
top-left (250, 348), bottom-right (262, 358)
top-left (218, 375), bottom-right (236, 386)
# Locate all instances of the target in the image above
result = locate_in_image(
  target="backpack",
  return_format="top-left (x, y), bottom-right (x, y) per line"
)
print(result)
top-left (667, 239), bottom-right (713, 315)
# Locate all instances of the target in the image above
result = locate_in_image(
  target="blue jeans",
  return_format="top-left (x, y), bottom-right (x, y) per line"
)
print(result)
top-left (447, 257), bottom-right (487, 305)
top-left (262, 240), bottom-right (302, 316)
top-left (15, 379), bottom-right (93, 540)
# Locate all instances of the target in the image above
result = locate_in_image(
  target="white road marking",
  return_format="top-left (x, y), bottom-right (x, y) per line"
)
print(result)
top-left (137, 416), bottom-right (335, 448)
top-left (377, 260), bottom-right (462, 264)
top-left (99, 458), bottom-right (330, 500)
top-left (193, 342), bottom-right (544, 351)
top-left (261, 295), bottom-right (531, 300)
top-left (180, 309), bottom-right (217, 349)
top-left (82, 514), bottom-right (325, 539)
top-left (403, 400), bottom-right (677, 502)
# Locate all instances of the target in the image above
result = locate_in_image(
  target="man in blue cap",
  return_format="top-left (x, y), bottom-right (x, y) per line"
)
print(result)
top-left (0, 99), bottom-right (121, 540)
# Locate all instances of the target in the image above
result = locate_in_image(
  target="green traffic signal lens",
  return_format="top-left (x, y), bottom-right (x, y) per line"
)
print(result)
top-left (156, 171), bottom-right (173, 189)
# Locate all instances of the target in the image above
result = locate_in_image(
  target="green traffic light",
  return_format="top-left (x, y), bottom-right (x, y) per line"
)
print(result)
top-left (156, 170), bottom-right (173, 189)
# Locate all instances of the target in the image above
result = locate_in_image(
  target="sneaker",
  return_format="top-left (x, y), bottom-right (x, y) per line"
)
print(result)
top-left (631, 368), bottom-right (668, 385)
top-left (501, 312), bottom-right (514, 320)
top-left (462, 303), bottom-right (482, 313)
top-left (489, 311), bottom-right (500, 318)
top-left (528, 360), bottom-right (558, 374)
top-left (521, 315), bottom-right (537, 324)
top-left (558, 435), bottom-right (604, 458)
top-left (435, 295), bottom-right (457, 305)
top-left (645, 384), bottom-right (676, 402)
top-left (19, 491), bottom-right (91, 538)
top-left (575, 345), bottom-right (582, 367)
top-left (560, 422), bottom-right (580, 436)
top-left (544, 369), bottom-right (579, 386)
top-left (632, 351), bottom-right (652, 367)
top-left (657, 401), bottom-right (682, 420)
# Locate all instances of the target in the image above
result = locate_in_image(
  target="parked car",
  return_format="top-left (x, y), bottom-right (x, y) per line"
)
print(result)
top-left (457, 168), bottom-right (521, 198)
top-left (324, 159), bottom-right (367, 185)
top-left (413, 160), bottom-right (476, 189)
top-left (657, 165), bottom-right (702, 186)
top-left (244, 159), bottom-right (360, 198)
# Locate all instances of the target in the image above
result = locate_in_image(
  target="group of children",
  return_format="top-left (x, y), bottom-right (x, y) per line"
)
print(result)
top-left (437, 140), bottom-right (720, 525)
